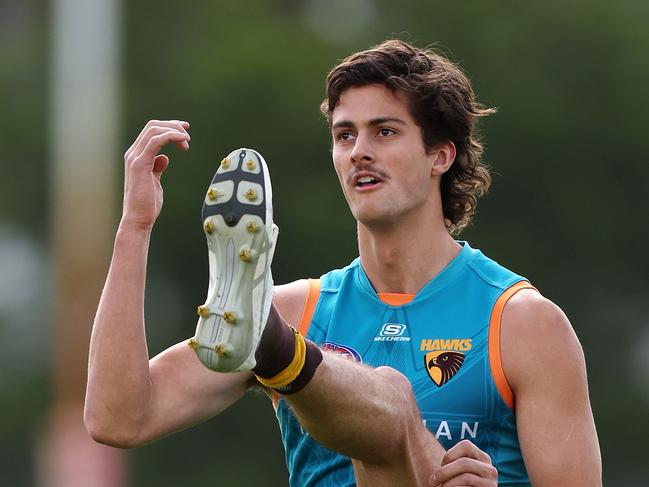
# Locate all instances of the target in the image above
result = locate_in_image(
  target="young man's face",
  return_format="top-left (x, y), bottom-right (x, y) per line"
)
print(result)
top-left (330, 84), bottom-right (440, 228)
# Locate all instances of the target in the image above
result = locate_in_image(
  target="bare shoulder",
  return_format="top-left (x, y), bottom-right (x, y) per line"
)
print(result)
top-left (273, 279), bottom-right (310, 328)
top-left (501, 288), bottom-right (581, 352)
top-left (500, 289), bottom-right (585, 393)
top-left (499, 290), bottom-right (601, 484)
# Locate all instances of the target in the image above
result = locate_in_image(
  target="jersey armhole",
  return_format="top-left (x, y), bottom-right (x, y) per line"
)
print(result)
top-left (488, 280), bottom-right (537, 411)
top-left (272, 278), bottom-right (321, 410)
top-left (297, 278), bottom-right (321, 337)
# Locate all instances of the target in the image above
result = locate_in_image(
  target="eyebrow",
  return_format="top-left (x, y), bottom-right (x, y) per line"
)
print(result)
top-left (331, 117), bottom-right (408, 130)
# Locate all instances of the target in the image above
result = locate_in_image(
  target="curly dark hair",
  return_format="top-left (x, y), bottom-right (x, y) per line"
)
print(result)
top-left (321, 39), bottom-right (495, 234)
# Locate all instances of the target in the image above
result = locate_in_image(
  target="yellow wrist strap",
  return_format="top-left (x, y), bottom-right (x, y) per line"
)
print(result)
top-left (255, 328), bottom-right (306, 389)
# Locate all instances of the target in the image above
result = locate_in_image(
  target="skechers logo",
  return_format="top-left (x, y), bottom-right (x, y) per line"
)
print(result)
top-left (374, 323), bottom-right (411, 342)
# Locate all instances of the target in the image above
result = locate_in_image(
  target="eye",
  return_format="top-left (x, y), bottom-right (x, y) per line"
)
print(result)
top-left (378, 127), bottom-right (396, 137)
top-left (335, 131), bottom-right (355, 142)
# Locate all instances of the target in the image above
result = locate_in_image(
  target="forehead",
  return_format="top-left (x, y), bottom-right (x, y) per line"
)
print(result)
top-left (331, 84), bottom-right (414, 126)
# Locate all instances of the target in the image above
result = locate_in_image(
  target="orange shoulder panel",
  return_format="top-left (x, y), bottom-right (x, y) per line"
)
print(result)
top-left (488, 280), bottom-right (537, 411)
top-left (297, 278), bottom-right (320, 337)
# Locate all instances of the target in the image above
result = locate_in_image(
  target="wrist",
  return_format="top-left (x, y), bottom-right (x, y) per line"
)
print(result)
top-left (117, 217), bottom-right (154, 237)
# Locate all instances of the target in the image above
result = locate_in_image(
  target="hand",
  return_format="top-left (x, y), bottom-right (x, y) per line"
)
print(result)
top-left (121, 119), bottom-right (191, 229)
top-left (429, 440), bottom-right (498, 486)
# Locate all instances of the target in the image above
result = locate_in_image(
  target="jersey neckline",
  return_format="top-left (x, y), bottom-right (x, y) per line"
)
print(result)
top-left (354, 241), bottom-right (477, 307)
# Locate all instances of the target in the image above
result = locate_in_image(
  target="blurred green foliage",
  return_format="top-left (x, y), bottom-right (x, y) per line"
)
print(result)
top-left (1, 0), bottom-right (648, 485)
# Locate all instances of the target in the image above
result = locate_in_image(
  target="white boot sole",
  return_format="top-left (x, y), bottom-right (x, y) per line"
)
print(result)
top-left (189, 148), bottom-right (277, 372)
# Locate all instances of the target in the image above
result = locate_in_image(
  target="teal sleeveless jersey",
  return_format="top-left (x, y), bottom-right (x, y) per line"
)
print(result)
top-left (276, 242), bottom-right (532, 486)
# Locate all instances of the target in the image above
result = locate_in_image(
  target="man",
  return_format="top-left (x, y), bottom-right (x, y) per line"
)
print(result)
top-left (85, 40), bottom-right (601, 486)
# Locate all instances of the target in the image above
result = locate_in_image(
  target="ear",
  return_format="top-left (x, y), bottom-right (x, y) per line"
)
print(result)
top-left (430, 141), bottom-right (456, 176)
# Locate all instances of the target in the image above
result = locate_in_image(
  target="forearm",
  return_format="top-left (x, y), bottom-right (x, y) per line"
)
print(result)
top-left (84, 220), bottom-right (155, 446)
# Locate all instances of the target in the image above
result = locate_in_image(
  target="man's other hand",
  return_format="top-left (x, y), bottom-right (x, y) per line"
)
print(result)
top-left (430, 440), bottom-right (498, 486)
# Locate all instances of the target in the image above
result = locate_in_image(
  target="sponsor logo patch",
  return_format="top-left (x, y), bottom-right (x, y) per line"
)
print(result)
top-left (374, 323), bottom-right (411, 342)
top-left (322, 342), bottom-right (362, 362)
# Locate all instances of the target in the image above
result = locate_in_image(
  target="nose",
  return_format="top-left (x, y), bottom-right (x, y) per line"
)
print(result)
top-left (350, 133), bottom-right (374, 165)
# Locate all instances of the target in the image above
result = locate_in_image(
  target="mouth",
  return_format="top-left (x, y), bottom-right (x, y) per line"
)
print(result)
top-left (352, 172), bottom-right (385, 191)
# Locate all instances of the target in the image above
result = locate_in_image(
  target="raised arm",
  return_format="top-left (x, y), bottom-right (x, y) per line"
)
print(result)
top-left (84, 120), bottom-right (254, 448)
top-left (501, 290), bottom-right (602, 486)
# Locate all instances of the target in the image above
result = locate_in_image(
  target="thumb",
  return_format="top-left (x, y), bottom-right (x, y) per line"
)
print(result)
top-left (153, 154), bottom-right (170, 176)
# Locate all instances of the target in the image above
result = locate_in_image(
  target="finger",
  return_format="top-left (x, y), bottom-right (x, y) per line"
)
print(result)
top-left (176, 138), bottom-right (190, 151)
top-left (138, 131), bottom-right (190, 163)
top-left (133, 126), bottom-right (191, 157)
top-left (124, 120), bottom-right (162, 159)
top-left (129, 123), bottom-right (190, 161)
top-left (130, 129), bottom-right (187, 169)
top-left (130, 120), bottom-right (190, 154)
top-left (152, 154), bottom-right (169, 176)
top-left (122, 129), bottom-right (184, 203)
top-left (433, 458), bottom-right (498, 485)
top-left (125, 120), bottom-right (190, 161)
top-left (438, 471), bottom-right (495, 487)
top-left (442, 440), bottom-right (492, 466)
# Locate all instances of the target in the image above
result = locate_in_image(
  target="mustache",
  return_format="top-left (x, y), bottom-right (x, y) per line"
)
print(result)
top-left (348, 168), bottom-right (389, 185)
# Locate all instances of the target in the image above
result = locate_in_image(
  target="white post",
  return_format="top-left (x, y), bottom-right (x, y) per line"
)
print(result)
top-left (39, 1), bottom-right (127, 485)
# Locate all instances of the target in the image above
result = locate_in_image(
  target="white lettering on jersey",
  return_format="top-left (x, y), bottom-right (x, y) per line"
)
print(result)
top-left (435, 421), bottom-right (452, 440)
top-left (460, 421), bottom-right (478, 439)
top-left (427, 421), bottom-right (480, 441)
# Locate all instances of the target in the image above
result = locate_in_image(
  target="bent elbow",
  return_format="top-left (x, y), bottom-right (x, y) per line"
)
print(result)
top-left (86, 424), bottom-right (140, 449)
top-left (84, 409), bottom-right (142, 449)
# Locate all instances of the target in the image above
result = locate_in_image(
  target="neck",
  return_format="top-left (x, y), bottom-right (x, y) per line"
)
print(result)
top-left (357, 211), bottom-right (461, 295)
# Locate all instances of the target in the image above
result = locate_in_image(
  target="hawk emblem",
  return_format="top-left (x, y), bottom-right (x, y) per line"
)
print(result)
top-left (425, 351), bottom-right (465, 386)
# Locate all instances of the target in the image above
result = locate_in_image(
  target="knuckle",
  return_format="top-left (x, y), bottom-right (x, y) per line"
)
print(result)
top-left (451, 472), bottom-right (473, 484)
top-left (145, 126), bottom-right (162, 138)
top-left (457, 439), bottom-right (473, 449)
top-left (455, 456), bottom-right (472, 469)
top-left (149, 133), bottom-right (166, 145)
top-left (432, 466), bottom-right (448, 483)
top-left (458, 439), bottom-right (477, 455)
top-left (125, 152), bottom-right (137, 164)
top-left (462, 473), bottom-right (478, 483)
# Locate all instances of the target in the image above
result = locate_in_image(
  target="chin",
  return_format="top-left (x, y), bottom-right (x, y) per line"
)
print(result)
top-left (353, 207), bottom-right (398, 229)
